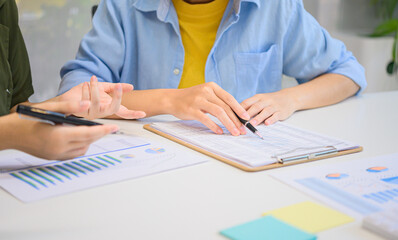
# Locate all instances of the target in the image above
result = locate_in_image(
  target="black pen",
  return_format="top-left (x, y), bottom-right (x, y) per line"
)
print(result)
top-left (234, 112), bottom-right (264, 140)
top-left (16, 104), bottom-right (102, 126)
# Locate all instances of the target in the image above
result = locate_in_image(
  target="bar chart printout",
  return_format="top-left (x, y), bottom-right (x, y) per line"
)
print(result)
top-left (271, 153), bottom-right (398, 217)
top-left (0, 134), bottom-right (207, 202)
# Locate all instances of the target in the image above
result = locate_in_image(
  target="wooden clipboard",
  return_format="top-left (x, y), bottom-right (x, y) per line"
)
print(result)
top-left (144, 124), bottom-right (363, 172)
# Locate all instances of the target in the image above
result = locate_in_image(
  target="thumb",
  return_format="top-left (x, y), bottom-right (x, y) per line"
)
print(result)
top-left (120, 83), bottom-right (134, 93)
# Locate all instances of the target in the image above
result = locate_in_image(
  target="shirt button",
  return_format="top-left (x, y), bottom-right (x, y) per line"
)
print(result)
top-left (173, 68), bottom-right (180, 75)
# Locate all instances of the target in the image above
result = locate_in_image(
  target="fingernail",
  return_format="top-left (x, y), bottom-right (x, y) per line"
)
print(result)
top-left (111, 126), bottom-right (120, 133)
top-left (216, 129), bottom-right (223, 134)
top-left (240, 126), bottom-right (246, 134)
top-left (243, 112), bottom-right (250, 119)
top-left (233, 128), bottom-right (240, 136)
top-left (251, 119), bottom-right (258, 126)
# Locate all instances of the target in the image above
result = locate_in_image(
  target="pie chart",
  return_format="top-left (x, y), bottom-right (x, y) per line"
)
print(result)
top-left (382, 176), bottom-right (398, 185)
top-left (120, 154), bottom-right (135, 159)
top-left (367, 166), bottom-right (389, 173)
top-left (145, 148), bottom-right (166, 154)
top-left (325, 173), bottom-right (349, 180)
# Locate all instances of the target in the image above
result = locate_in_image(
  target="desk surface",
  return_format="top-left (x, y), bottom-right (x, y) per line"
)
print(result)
top-left (1, 91), bottom-right (397, 240)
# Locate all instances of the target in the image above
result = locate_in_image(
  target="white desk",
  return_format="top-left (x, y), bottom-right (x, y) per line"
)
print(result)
top-left (1, 91), bottom-right (397, 240)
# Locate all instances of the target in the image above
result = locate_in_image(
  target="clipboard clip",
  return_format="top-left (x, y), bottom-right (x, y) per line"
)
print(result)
top-left (272, 146), bottom-right (338, 164)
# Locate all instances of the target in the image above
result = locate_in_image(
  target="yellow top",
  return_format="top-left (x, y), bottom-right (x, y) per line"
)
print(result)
top-left (172, 0), bottom-right (229, 89)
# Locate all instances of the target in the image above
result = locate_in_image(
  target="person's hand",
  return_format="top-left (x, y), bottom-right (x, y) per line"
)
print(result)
top-left (169, 82), bottom-right (250, 136)
top-left (58, 76), bottom-right (146, 120)
top-left (5, 101), bottom-right (119, 160)
top-left (240, 90), bottom-right (297, 126)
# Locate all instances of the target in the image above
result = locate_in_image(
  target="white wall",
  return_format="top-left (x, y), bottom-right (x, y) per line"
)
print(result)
top-left (17, 0), bottom-right (99, 102)
top-left (303, 0), bottom-right (398, 93)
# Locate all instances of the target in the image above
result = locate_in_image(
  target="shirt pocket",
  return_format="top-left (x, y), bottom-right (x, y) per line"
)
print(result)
top-left (234, 44), bottom-right (282, 101)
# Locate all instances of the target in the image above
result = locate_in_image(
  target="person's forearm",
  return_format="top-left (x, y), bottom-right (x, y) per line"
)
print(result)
top-left (283, 73), bottom-right (360, 111)
top-left (9, 101), bottom-right (35, 113)
top-left (0, 114), bottom-right (19, 150)
top-left (121, 89), bottom-right (180, 117)
top-left (9, 95), bottom-right (64, 113)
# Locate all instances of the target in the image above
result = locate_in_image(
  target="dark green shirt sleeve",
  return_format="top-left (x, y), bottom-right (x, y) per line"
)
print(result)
top-left (0, 0), bottom-right (33, 116)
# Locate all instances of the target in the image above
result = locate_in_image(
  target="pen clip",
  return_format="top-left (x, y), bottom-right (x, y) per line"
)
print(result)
top-left (18, 113), bottom-right (56, 126)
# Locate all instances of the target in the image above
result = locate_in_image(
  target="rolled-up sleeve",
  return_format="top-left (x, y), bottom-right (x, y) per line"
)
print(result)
top-left (282, 0), bottom-right (367, 95)
top-left (59, 0), bottom-right (126, 95)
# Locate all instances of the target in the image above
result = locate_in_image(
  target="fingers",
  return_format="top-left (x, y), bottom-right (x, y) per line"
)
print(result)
top-left (195, 112), bottom-right (223, 135)
top-left (208, 94), bottom-right (246, 135)
top-left (211, 82), bottom-right (250, 120)
top-left (115, 106), bottom-right (146, 119)
top-left (82, 82), bottom-right (90, 101)
top-left (63, 124), bottom-right (119, 142)
top-left (202, 101), bottom-right (241, 136)
top-left (41, 124), bottom-right (119, 161)
top-left (240, 95), bottom-right (261, 110)
top-left (88, 76), bottom-right (101, 119)
top-left (78, 82), bottom-right (91, 117)
top-left (264, 112), bottom-right (280, 126)
top-left (64, 125), bottom-right (118, 159)
top-left (84, 76), bottom-right (138, 119)
top-left (57, 146), bottom-right (91, 160)
top-left (241, 94), bottom-right (274, 125)
top-left (107, 83), bottom-right (123, 116)
top-left (100, 82), bottom-right (134, 93)
top-left (241, 92), bottom-right (291, 127)
top-left (249, 106), bottom-right (275, 126)
top-left (201, 82), bottom-right (248, 135)
top-left (120, 83), bottom-right (134, 92)
top-left (175, 82), bottom-right (250, 136)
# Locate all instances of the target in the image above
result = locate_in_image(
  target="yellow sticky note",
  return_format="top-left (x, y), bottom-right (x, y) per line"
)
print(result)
top-left (263, 201), bottom-right (354, 233)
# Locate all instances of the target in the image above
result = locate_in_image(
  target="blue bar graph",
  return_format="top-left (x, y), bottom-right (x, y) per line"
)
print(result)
top-left (296, 178), bottom-right (381, 215)
top-left (10, 173), bottom-right (39, 190)
top-left (81, 160), bottom-right (101, 170)
top-left (28, 169), bottom-right (55, 185)
top-left (364, 189), bottom-right (398, 204)
top-left (64, 163), bottom-right (86, 175)
top-left (20, 171), bottom-right (47, 188)
top-left (8, 155), bottom-right (123, 190)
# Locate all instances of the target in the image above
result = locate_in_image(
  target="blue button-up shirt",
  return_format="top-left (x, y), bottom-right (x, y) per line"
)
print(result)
top-left (59, 0), bottom-right (366, 103)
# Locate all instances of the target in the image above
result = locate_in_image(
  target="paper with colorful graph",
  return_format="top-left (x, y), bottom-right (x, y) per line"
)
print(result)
top-left (271, 153), bottom-right (398, 217)
top-left (0, 134), bottom-right (207, 202)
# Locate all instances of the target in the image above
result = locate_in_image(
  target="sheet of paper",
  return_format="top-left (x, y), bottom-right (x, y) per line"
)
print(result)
top-left (220, 216), bottom-right (317, 240)
top-left (271, 153), bottom-right (398, 217)
top-left (0, 134), bottom-right (207, 202)
top-left (151, 120), bottom-right (358, 167)
top-left (263, 201), bottom-right (354, 233)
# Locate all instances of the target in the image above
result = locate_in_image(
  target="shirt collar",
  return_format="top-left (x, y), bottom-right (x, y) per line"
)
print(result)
top-left (133, 0), bottom-right (260, 20)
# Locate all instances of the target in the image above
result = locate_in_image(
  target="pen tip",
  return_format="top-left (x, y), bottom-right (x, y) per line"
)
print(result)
top-left (255, 131), bottom-right (264, 140)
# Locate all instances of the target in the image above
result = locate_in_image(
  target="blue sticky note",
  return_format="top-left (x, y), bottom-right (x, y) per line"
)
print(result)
top-left (220, 216), bottom-right (317, 240)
